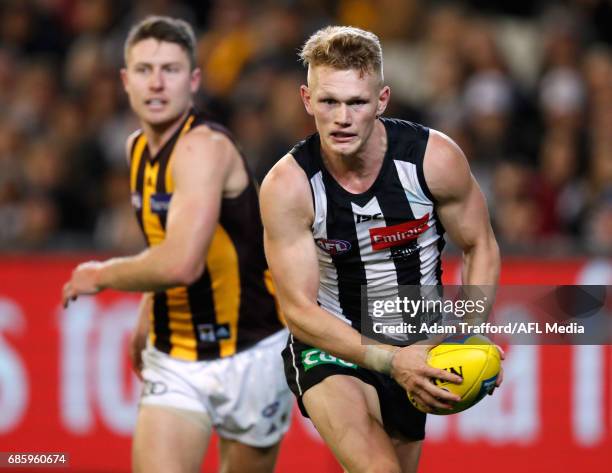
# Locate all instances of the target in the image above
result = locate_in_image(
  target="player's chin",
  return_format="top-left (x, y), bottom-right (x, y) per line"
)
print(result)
top-left (142, 109), bottom-right (171, 122)
top-left (141, 108), bottom-right (181, 127)
top-left (329, 139), bottom-right (361, 156)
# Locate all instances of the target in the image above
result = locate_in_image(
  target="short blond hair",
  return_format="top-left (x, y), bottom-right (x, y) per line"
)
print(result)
top-left (299, 26), bottom-right (383, 81)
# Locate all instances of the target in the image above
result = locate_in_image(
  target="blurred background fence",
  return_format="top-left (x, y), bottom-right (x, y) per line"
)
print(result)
top-left (1, 256), bottom-right (611, 472)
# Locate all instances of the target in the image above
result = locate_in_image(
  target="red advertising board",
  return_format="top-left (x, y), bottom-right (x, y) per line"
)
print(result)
top-left (0, 256), bottom-right (610, 472)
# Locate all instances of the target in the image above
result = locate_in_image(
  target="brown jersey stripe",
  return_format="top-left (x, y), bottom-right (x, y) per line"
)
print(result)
top-left (141, 142), bottom-right (172, 351)
top-left (206, 225), bottom-right (241, 357)
top-left (165, 114), bottom-right (226, 360)
top-left (156, 148), bottom-right (170, 193)
top-left (166, 285), bottom-right (197, 359)
top-left (164, 153), bottom-right (174, 194)
top-left (142, 159), bottom-right (165, 245)
top-left (188, 268), bottom-right (217, 359)
top-left (131, 135), bottom-right (148, 238)
top-left (152, 291), bottom-right (171, 353)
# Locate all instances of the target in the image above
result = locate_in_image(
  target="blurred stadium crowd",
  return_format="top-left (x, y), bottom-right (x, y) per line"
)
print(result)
top-left (0, 0), bottom-right (610, 255)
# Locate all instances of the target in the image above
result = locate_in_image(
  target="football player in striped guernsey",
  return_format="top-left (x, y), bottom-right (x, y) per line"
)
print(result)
top-left (261, 26), bottom-right (501, 473)
top-left (62, 16), bottom-right (290, 473)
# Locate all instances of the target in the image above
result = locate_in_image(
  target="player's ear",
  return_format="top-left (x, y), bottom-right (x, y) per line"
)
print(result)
top-left (190, 67), bottom-right (202, 93)
top-left (120, 68), bottom-right (129, 92)
top-left (376, 85), bottom-right (390, 117)
top-left (300, 84), bottom-right (314, 116)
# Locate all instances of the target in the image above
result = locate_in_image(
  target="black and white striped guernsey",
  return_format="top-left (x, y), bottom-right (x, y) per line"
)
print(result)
top-left (290, 118), bottom-right (446, 333)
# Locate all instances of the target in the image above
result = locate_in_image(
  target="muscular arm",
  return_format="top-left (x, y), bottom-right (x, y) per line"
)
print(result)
top-left (261, 156), bottom-right (378, 366)
top-left (425, 130), bottom-right (500, 287)
top-left (424, 130), bottom-right (504, 388)
top-left (63, 129), bottom-right (240, 304)
top-left (382, 131), bottom-right (502, 411)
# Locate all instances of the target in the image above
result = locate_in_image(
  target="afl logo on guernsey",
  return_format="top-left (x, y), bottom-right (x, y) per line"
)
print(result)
top-left (369, 213), bottom-right (430, 250)
top-left (316, 238), bottom-right (352, 256)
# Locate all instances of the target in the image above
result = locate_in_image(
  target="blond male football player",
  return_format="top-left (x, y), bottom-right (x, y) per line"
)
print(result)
top-left (260, 26), bottom-right (502, 473)
top-left (63, 16), bottom-right (290, 473)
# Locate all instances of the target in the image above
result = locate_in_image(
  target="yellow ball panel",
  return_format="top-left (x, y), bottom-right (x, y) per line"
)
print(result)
top-left (408, 337), bottom-right (501, 415)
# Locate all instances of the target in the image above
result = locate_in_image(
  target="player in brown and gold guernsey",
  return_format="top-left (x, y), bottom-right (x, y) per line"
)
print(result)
top-left (62, 16), bottom-right (291, 473)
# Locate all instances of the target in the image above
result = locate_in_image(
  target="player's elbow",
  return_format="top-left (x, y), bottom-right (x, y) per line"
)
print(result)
top-left (482, 231), bottom-right (501, 267)
top-left (282, 311), bottom-right (300, 334)
top-left (167, 260), bottom-right (204, 286)
top-left (466, 227), bottom-right (499, 260)
top-left (283, 316), bottom-right (308, 341)
top-left (463, 232), bottom-right (501, 280)
top-left (279, 300), bottom-right (314, 337)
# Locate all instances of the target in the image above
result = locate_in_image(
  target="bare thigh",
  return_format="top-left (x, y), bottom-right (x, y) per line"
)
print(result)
top-left (218, 437), bottom-right (281, 473)
top-left (392, 437), bottom-right (422, 473)
top-left (132, 405), bottom-right (211, 473)
top-left (302, 374), bottom-right (401, 473)
top-left (340, 437), bottom-right (422, 473)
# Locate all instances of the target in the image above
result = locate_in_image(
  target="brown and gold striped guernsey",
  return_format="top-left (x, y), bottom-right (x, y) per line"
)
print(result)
top-left (129, 109), bottom-right (284, 361)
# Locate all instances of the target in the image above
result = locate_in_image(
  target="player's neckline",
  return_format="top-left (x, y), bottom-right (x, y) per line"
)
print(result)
top-left (144, 109), bottom-right (194, 163)
top-left (317, 119), bottom-right (393, 201)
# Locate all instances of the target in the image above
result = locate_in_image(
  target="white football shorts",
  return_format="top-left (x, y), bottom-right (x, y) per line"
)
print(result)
top-left (140, 328), bottom-right (292, 447)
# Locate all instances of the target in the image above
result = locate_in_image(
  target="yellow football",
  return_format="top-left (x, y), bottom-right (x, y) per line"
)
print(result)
top-left (408, 335), bottom-right (501, 415)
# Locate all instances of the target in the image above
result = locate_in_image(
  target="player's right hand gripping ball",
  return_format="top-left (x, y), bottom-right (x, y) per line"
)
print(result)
top-left (408, 335), bottom-right (501, 415)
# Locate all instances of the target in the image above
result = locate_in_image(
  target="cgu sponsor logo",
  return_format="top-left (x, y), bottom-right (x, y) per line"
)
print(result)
top-left (301, 348), bottom-right (357, 372)
top-left (315, 238), bottom-right (352, 256)
top-left (369, 213), bottom-right (430, 250)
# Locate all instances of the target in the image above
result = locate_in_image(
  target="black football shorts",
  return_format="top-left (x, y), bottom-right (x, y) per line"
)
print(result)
top-left (282, 335), bottom-right (426, 440)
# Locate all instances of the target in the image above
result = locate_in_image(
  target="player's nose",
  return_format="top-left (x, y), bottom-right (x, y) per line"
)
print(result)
top-left (149, 69), bottom-right (164, 90)
top-left (334, 103), bottom-right (351, 126)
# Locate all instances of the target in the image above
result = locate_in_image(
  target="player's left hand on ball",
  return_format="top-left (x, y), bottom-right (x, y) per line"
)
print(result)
top-left (392, 343), bottom-right (462, 413)
top-left (62, 261), bottom-right (104, 308)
